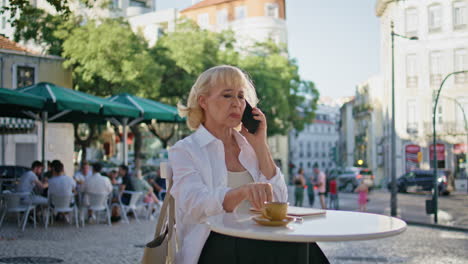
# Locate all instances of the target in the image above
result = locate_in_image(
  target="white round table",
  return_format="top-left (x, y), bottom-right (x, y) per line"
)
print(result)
top-left (205, 210), bottom-right (407, 243)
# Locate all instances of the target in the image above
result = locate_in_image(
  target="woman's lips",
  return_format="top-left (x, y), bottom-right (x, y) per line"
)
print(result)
top-left (230, 113), bottom-right (241, 119)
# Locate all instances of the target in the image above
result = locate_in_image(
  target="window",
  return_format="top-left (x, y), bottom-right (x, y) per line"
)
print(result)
top-left (437, 105), bottom-right (443, 123)
top-left (457, 101), bottom-right (468, 126)
top-left (216, 9), bottom-right (228, 25)
top-left (307, 162), bottom-right (311, 168)
top-left (428, 4), bottom-right (442, 31)
top-left (453, 1), bottom-right (467, 28)
top-left (407, 100), bottom-right (418, 134)
top-left (1, 17), bottom-right (5, 30)
top-left (405, 8), bottom-right (418, 34)
top-left (235, 5), bottom-right (246, 20)
top-left (406, 54), bottom-right (418, 87)
top-left (265, 3), bottom-right (279, 18)
top-left (430, 51), bottom-right (443, 85)
top-left (16, 66), bottom-right (35, 88)
top-left (454, 49), bottom-right (467, 83)
top-left (197, 13), bottom-right (209, 28)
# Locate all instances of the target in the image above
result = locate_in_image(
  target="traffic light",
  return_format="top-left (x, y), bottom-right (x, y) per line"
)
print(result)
top-left (357, 159), bottom-right (364, 166)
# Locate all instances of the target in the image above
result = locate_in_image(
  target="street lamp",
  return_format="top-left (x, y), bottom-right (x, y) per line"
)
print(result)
top-left (432, 70), bottom-right (468, 223)
top-left (390, 21), bottom-right (418, 217)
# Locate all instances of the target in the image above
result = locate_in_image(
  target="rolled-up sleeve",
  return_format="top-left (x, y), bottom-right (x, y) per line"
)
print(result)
top-left (169, 144), bottom-right (231, 222)
top-left (258, 167), bottom-right (288, 203)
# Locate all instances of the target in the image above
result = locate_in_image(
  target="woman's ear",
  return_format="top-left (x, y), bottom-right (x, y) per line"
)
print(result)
top-left (198, 95), bottom-right (207, 110)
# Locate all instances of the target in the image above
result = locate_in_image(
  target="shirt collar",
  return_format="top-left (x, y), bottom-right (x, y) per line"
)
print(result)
top-left (193, 124), bottom-right (219, 148)
top-left (193, 124), bottom-right (249, 149)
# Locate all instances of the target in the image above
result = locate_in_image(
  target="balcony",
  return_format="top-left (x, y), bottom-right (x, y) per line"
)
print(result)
top-left (352, 104), bottom-right (373, 118)
top-left (430, 74), bottom-right (442, 86)
top-left (423, 122), bottom-right (467, 136)
top-left (407, 122), bottom-right (418, 135)
top-left (406, 76), bottom-right (418, 88)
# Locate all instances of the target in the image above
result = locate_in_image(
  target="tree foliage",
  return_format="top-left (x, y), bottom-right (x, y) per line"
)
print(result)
top-left (12, 12), bottom-right (318, 135)
top-left (60, 18), bottom-right (163, 98)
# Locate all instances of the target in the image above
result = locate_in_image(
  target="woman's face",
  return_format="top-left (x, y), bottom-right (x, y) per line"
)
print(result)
top-left (199, 84), bottom-right (246, 129)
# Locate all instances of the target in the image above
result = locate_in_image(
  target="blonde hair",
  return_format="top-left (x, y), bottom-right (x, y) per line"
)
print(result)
top-left (178, 65), bottom-right (258, 130)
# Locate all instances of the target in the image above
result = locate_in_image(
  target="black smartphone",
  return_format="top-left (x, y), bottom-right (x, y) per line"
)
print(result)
top-left (242, 101), bottom-right (260, 134)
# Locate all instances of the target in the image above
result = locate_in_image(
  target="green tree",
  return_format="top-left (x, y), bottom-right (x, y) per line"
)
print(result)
top-left (60, 18), bottom-right (163, 98)
top-left (59, 18), bottom-right (164, 169)
top-left (152, 19), bottom-right (239, 104)
top-left (12, 5), bottom-right (77, 56)
top-left (239, 41), bottom-right (318, 135)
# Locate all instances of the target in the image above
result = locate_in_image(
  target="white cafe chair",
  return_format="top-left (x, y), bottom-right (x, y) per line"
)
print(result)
top-left (45, 194), bottom-right (79, 228)
top-left (118, 190), bottom-right (145, 223)
top-left (80, 192), bottom-right (112, 227)
top-left (0, 191), bottom-right (36, 231)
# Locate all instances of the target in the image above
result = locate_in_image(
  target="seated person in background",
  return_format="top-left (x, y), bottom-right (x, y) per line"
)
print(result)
top-left (42, 161), bottom-right (53, 180)
top-left (17, 160), bottom-right (48, 205)
top-left (147, 169), bottom-right (166, 200)
top-left (48, 160), bottom-right (76, 197)
top-left (118, 164), bottom-right (134, 205)
top-left (73, 161), bottom-right (91, 193)
top-left (82, 162), bottom-right (113, 221)
top-left (131, 170), bottom-right (160, 204)
top-left (48, 160), bottom-right (76, 222)
top-left (107, 169), bottom-right (121, 185)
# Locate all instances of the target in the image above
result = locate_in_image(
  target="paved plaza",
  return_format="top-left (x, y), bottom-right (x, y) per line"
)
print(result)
top-left (0, 210), bottom-right (467, 263)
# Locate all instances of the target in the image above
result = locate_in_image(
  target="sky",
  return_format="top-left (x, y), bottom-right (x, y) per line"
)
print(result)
top-left (156, 0), bottom-right (380, 100)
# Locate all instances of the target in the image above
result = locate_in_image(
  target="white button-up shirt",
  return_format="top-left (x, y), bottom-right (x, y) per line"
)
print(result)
top-left (168, 125), bottom-right (288, 264)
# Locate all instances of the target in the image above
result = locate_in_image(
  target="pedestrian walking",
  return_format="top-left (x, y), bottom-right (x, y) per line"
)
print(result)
top-left (294, 168), bottom-right (306, 206)
top-left (355, 180), bottom-right (368, 212)
top-left (313, 163), bottom-right (327, 209)
top-left (306, 171), bottom-right (316, 207)
top-left (328, 176), bottom-right (339, 209)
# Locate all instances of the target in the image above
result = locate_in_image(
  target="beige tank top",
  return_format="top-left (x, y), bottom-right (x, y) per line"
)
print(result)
top-left (227, 170), bottom-right (254, 213)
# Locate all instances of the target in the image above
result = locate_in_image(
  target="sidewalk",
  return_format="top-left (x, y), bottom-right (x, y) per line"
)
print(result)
top-left (287, 185), bottom-right (468, 231)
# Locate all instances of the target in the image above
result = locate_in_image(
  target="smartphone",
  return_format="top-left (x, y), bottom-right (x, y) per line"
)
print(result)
top-left (242, 101), bottom-right (260, 134)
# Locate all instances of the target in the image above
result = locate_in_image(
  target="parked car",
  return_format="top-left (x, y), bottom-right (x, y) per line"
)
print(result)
top-left (387, 170), bottom-right (450, 195)
top-left (337, 167), bottom-right (374, 192)
top-left (0, 165), bottom-right (29, 191)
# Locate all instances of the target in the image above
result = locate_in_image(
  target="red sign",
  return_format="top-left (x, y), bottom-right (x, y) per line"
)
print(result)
top-left (429, 144), bottom-right (445, 161)
top-left (405, 144), bottom-right (420, 172)
top-left (454, 143), bottom-right (467, 154)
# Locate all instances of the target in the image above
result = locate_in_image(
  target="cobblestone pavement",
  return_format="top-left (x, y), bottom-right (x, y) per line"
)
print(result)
top-left (1, 213), bottom-right (467, 264)
top-left (288, 186), bottom-right (468, 229)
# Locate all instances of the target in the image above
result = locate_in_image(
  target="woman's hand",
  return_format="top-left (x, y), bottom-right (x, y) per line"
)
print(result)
top-left (242, 182), bottom-right (273, 210)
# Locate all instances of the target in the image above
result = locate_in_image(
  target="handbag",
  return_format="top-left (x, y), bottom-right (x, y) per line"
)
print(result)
top-left (141, 164), bottom-right (176, 264)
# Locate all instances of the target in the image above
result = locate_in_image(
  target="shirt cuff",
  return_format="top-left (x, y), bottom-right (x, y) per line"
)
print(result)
top-left (205, 186), bottom-right (232, 216)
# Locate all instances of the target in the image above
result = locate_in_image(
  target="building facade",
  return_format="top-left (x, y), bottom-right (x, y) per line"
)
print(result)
top-left (0, 37), bottom-right (74, 175)
top-left (376, 0), bottom-right (468, 179)
top-left (289, 104), bottom-right (340, 180)
top-left (338, 99), bottom-right (355, 169)
top-left (180, 0), bottom-right (287, 48)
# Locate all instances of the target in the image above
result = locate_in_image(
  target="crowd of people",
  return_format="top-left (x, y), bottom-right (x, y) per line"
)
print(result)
top-left (13, 159), bottom-right (165, 224)
top-left (293, 164), bottom-right (371, 211)
top-left (293, 163), bottom-right (339, 210)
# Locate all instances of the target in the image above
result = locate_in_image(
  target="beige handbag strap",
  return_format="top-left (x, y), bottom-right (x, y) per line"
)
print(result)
top-left (146, 167), bottom-right (175, 248)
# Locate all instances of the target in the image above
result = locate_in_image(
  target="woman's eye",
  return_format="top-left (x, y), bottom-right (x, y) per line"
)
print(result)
top-left (238, 96), bottom-right (244, 100)
top-left (223, 95), bottom-right (232, 98)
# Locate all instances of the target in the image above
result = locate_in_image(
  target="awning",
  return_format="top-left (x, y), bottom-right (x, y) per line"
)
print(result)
top-left (0, 117), bottom-right (35, 134)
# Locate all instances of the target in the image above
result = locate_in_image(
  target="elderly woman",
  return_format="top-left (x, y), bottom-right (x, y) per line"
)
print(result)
top-left (169, 65), bottom-right (328, 264)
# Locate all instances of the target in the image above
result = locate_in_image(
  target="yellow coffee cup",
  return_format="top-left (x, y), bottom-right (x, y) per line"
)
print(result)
top-left (261, 202), bottom-right (288, 221)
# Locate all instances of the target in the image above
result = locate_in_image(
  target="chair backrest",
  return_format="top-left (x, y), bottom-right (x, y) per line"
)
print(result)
top-left (87, 193), bottom-right (109, 211)
top-left (2, 191), bottom-right (31, 211)
top-left (49, 194), bottom-right (74, 212)
top-left (122, 191), bottom-right (143, 208)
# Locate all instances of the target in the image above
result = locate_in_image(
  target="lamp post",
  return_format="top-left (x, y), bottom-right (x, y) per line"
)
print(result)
top-left (390, 21), bottom-right (418, 217)
top-left (432, 70), bottom-right (468, 223)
